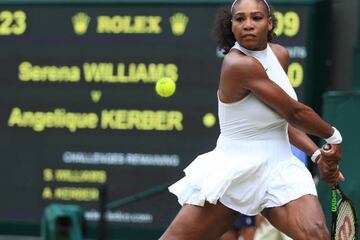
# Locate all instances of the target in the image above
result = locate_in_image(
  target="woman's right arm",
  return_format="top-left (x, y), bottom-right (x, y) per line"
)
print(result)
top-left (222, 55), bottom-right (335, 139)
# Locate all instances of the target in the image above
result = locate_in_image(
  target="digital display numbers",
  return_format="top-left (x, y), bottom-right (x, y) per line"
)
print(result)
top-left (0, 4), bottom-right (311, 228)
top-left (274, 11), bottom-right (300, 37)
top-left (274, 8), bottom-right (308, 100)
top-left (0, 10), bottom-right (26, 35)
top-left (273, 10), bottom-right (305, 89)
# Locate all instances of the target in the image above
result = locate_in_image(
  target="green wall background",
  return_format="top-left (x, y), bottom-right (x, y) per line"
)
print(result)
top-left (318, 92), bottom-right (360, 230)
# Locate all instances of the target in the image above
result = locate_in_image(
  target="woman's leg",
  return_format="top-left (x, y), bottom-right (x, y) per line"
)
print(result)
top-left (160, 202), bottom-right (238, 240)
top-left (262, 194), bottom-right (330, 240)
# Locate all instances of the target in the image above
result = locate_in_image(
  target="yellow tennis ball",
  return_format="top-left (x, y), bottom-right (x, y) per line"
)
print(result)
top-left (155, 77), bottom-right (176, 97)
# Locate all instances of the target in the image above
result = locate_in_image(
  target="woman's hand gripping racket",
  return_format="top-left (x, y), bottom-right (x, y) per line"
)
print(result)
top-left (323, 144), bottom-right (358, 240)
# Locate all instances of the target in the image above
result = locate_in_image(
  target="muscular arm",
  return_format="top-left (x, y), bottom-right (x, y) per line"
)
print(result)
top-left (221, 54), bottom-right (334, 139)
top-left (271, 44), bottom-right (319, 156)
top-left (288, 124), bottom-right (318, 156)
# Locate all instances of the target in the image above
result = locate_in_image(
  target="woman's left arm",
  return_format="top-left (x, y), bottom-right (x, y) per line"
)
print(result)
top-left (274, 43), bottom-right (344, 182)
top-left (288, 124), bottom-right (318, 158)
top-left (273, 45), bottom-right (319, 157)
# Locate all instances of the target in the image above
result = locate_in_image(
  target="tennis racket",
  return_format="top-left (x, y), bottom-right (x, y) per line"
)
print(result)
top-left (331, 184), bottom-right (358, 240)
top-left (322, 144), bottom-right (358, 240)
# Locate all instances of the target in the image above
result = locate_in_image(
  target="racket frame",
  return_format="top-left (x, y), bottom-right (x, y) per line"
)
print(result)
top-left (331, 184), bottom-right (358, 240)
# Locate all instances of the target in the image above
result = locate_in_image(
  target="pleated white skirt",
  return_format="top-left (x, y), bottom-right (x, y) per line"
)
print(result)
top-left (169, 135), bottom-right (317, 215)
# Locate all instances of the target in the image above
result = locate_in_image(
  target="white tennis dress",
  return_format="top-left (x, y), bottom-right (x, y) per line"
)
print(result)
top-left (169, 42), bottom-right (317, 215)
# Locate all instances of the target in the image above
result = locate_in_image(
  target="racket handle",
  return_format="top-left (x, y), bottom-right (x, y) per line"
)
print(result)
top-left (331, 188), bottom-right (337, 212)
top-left (322, 144), bottom-right (344, 184)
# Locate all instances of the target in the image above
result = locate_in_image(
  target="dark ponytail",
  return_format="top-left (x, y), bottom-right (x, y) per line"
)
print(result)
top-left (212, 6), bottom-right (235, 55)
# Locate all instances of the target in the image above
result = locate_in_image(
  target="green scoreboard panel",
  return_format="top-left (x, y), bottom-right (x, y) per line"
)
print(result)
top-left (0, 0), bottom-right (330, 237)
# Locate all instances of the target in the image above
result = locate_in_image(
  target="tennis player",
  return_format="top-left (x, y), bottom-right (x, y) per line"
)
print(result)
top-left (160, 0), bottom-right (343, 239)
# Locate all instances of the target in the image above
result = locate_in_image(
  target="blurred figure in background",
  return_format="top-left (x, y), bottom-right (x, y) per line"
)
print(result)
top-left (221, 214), bottom-right (256, 240)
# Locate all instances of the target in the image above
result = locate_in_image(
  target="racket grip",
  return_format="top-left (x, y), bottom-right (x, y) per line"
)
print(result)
top-left (331, 188), bottom-right (337, 212)
top-left (323, 144), bottom-right (344, 183)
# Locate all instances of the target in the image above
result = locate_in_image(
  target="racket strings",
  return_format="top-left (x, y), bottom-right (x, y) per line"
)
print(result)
top-left (335, 201), bottom-right (356, 240)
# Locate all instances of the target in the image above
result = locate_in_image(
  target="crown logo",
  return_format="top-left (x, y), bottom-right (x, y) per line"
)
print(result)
top-left (72, 12), bottom-right (91, 35)
top-left (169, 13), bottom-right (189, 36)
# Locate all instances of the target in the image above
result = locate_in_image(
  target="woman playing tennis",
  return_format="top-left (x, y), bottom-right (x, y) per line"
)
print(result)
top-left (160, 0), bottom-right (343, 239)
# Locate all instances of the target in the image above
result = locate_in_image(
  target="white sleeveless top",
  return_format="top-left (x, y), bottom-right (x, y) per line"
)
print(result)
top-left (218, 42), bottom-right (297, 140)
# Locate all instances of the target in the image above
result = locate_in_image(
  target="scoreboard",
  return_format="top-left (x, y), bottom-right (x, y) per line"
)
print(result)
top-left (0, 0), bottom-right (330, 237)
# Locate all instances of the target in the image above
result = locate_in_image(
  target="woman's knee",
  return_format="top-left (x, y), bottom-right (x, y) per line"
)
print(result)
top-left (266, 217), bottom-right (330, 240)
top-left (263, 195), bottom-right (330, 240)
top-left (302, 220), bottom-right (330, 240)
